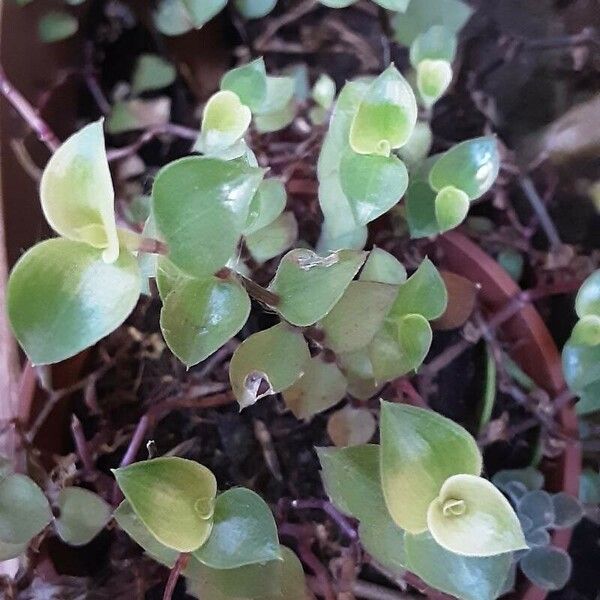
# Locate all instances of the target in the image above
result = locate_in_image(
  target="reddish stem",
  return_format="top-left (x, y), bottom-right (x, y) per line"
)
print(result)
top-left (162, 553), bottom-right (190, 600)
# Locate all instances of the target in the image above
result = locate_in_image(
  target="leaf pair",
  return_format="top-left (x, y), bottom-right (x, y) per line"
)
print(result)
top-left (406, 137), bottom-right (500, 237)
top-left (154, 0), bottom-right (227, 36)
top-left (113, 457), bottom-right (280, 569)
top-left (8, 122), bottom-right (142, 365)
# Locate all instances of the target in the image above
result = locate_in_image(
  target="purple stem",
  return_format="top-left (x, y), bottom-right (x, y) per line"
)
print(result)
top-left (290, 499), bottom-right (358, 540)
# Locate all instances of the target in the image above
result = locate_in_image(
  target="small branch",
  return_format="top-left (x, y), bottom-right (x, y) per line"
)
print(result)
top-left (217, 268), bottom-right (279, 306)
top-left (290, 499), bottom-right (358, 540)
top-left (137, 238), bottom-right (168, 255)
top-left (70, 415), bottom-right (95, 474)
top-left (254, 0), bottom-right (319, 51)
top-left (162, 553), bottom-right (190, 600)
top-left (519, 176), bottom-right (562, 252)
top-left (0, 65), bottom-right (60, 152)
top-left (391, 378), bottom-right (428, 408)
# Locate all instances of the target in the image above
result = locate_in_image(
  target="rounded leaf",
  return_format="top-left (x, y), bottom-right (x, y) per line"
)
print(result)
top-left (429, 136), bottom-right (500, 200)
top-left (182, 0), bottom-right (227, 28)
top-left (198, 91), bottom-right (252, 155)
top-left (153, 0), bottom-right (194, 36)
top-left (397, 121), bottom-right (433, 167)
top-left (409, 25), bottom-right (457, 66)
top-left (417, 60), bottom-right (453, 107)
top-left (113, 457), bottom-right (217, 552)
top-left (359, 247), bottom-right (407, 285)
top-left (434, 185), bottom-right (470, 232)
top-left (40, 120), bottom-right (118, 262)
top-left (380, 402), bottom-right (482, 534)
top-left (312, 74), bottom-right (336, 110)
top-left (520, 546), bottom-right (572, 591)
top-left (404, 532), bottom-right (512, 600)
top-left (492, 467), bottom-right (544, 494)
top-left (349, 65), bottom-right (417, 156)
top-left (575, 270), bottom-right (600, 318)
top-left (221, 58), bottom-right (267, 112)
top-left (518, 490), bottom-right (555, 530)
top-left (54, 487), bottom-right (111, 546)
top-left (245, 212), bottom-right (298, 263)
top-left (0, 475), bottom-right (51, 544)
top-left (193, 488), bottom-right (280, 569)
top-left (160, 276), bottom-right (251, 367)
top-left (131, 54), bottom-right (176, 94)
top-left (8, 239), bottom-right (140, 365)
top-left (327, 406), bottom-right (376, 447)
top-left (570, 315), bottom-right (600, 346)
top-left (229, 323), bottom-right (310, 409)
top-left (234, 0), bottom-right (278, 18)
top-left (359, 510), bottom-right (407, 574)
top-left (39, 11), bottom-right (78, 43)
top-left (244, 179), bottom-right (287, 235)
top-left (427, 474), bottom-right (527, 556)
top-left (405, 180), bottom-right (439, 239)
top-left (0, 539), bottom-right (28, 561)
top-left (268, 249), bottom-right (367, 326)
top-left (339, 150), bottom-right (409, 224)
top-left (283, 356), bottom-right (347, 419)
top-left (152, 156), bottom-right (264, 278)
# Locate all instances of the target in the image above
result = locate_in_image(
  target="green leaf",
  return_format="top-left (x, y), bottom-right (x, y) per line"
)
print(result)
top-left (113, 457), bottom-right (217, 552)
top-left (193, 488), bottom-right (280, 569)
top-left (520, 547), bottom-right (572, 591)
top-left (492, 467), bottom-right (544, 493)
top-left (397, 121), bottom-right (433, 167)
top-left (234, 0), bottom-right (278, 18)
top-left (197, 91), bottom-right (252, 155)
top-left (131, 54), bottom-right (176, 94)
top-left (518, 490), bottom-right (554, 530)
top-left (575, 270), bottom-right (600, 317)
top-left (114, 500), bottom-right (179, 567)
top-left (552, 492), bottom-right (583, 528)
top-left (317, 444), bottom-right (386, 522)
top-left (434, 185), bottom-right (470, 232)
top-left (229, 323), bottom-right (311, 409)
top-left (405, 181), bottom-right (439, 239)
top-left (160, 276), bottom-right (250, 367)
top-left (321, 281), bottom-right (398, 353)
top-left (349, 65), bottom-right (417, 156)
top-left (156, 256), bottom-right (192, 302)
top-left (388, 257), bottom-right (447, 320)
top-left (268, 249), bottom-right (367, 326)
top-left (255, 76), bottom-right (296, 115)
top-left (244, 179), bottom-right (287, 235)
top-left (39, 11), bottom-right (78, 43)
top-left (0, 539), bottom-right (28, 561)
top-left (153, 0), bottom-right (194, 36)
top-left (183, 0), bottom-right (227, 27)
top-left (245, 212), bottom-right (298, 263)
top-left (319, 0), bottom-right (356, 7)
top-left (254, 101), bottom-right (295, 133)
top-left (359, 511), bottom-right (408, 574)
top-left (327, 406), bottom-right (376, 447)
top-left (221, 58), bottom-right (268, 113)
top-left (409, 26), bottom-right (457, 66)
top-left (429, 137), bottom-right (500, 200)
top-left (152, 157), bottom-right (264, 278)
top-left (339, 150), bottom-right (409, 224)
top-left (404, 532), bottom-right (512, 600)
top-left (283, 356), bottom-right (347, 419)
top-left (416, 59), bottom-right (453, 107)
top-left (379, 402), bottom-right (482, 533)
top-left (368, 315), bottom-right (432, 381)
top-left (427, 474), bottom-right (526, 556)
top-left (372, 0), bottom-right (410, 9)
top-left (570, 315), bottom-right (600, 346)
top-left (359, 247), bottom-right (407, 285)
top-left (7, 239), bottom-right (140, 365)
top-left (107, 98), bottom-right (171, 134)
top-left (392, 0), bottom-right (473, 46)
top-left (0, 475), bottom-right (51, 544)
top-left (312, 74), bottom-right (336, 109)
top-left (579, 468), bottom-right (600, 504)
top-left (562, 341), bottom-right (600, 393)
top-left (40, 120), bottom-right (119, 262)
top-left (498, 249), bottom-right (524, 282)
top-left (54, 487), bottom-right (111, 546)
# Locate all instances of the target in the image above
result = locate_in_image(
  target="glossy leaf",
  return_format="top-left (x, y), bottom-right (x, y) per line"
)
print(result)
top-left (562, 341), bottom-right (600, 395)
top-left (152, 156), bottom-right (264, 278)
top-left (321, 281), bottom-right (398, 353)
top-left (359, 247), bottom-right (406, 285)
top-left (221, 58), bottom-right (268, 112)
top-left (283, 356), bottom-right (347, 419)
top-left (197, 91), bottom-right (252, 155)
top-left (397, 121), bottom-right (433, 167)
top-left (40, 120), bottom-right (118, 262)
top-left (107, 98), bottom-right (171, 134)
top-left (327, 406), bottom-right (376, 447)
top-left (8, 239), bottom-right (140, 365)
top-left (417, 59), bottom-right (453, 107)
top-left (339, 150), bottom-right (409, 224)
top-left (358, 511), bottom-right (408, 574)
top-left (39, 11), bottom-right (78, 42)
top-left (520, 546), bottom-right (572, 591)
top-left (160, 276), bottom-right (250, 367)
top-left (409, 25), bottom-right (457, 66)
top-left (244, 179), bottom-right (287, 235)
top-left (379, 402), bottom-right (482, 533)
top-left (0, 475), bottom-right (51, 544)
top-left (349, 65), bottom-right (417, 156)
top-left (435, 185), bottom-right (470, 232)
top-left (575, 270), bottom-right (600, 317)
top-left (388, 257), bottom-right (447, 320)
top-left (234, 0), bottom-right (277, 17)
top-left (54, 487), bottom-right (111, 546)
top-left (405, 181), bottom-right (439, 239)
top-left (245, 212), bottom-right (298, 263)
top-left (369, 315), bottom-right (432, 381)
top-left (427, 474), bottom-right (526, 556)
top-left (256, 76), bottom-right (296, 115)
top-left (429, 137), bottom-right (500, 200)
top-left (268, 249), bottom-right (367, 326)
top-left (131, 54), bottom-right (176, 94)
top-left (404, 532), bottom-right (512, 600)
top-left (317, 444), bottom-right (386, 522)
top-left (254, 101), bottom-right (295, 133)
top-left (193, 488), bottom-right (280, 568)
top-left (229, 323), bottom-right (310, 409)
top-left (113, 457), bottom-right (217, 552)
top-left (552, 493), bottom-right (583, 528)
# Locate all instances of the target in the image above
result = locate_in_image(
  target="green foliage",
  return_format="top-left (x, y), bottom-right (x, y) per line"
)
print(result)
top-left (154, 0), bottom-right (227, 35)
top-left (234, 0), bottom-right (278, 19)
top-left (244, 179), bottom-right (287, 235)
top-left (113, 457), bottom-right (217, 552)
top-left (39, 11), bottom-right (78, 43)
top-left (359, 247), bottom-right (407, 285)
top-left (245, 212), bottom-right (298, 263)
top-left (563, 269), bottom-right (600, 414)
top-left (131, 54), bottom-right (176, 94)
top-left (54, 487), bottom-right (112, 546)
top-left (107, 98), bottom-right (171, 134)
